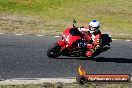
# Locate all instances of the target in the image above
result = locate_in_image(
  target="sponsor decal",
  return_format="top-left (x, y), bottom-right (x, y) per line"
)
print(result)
top-left (76, 66), bottom-right (131, 85)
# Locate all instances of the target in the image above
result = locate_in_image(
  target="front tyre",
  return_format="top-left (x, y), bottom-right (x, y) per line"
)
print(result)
top-left (47, 43), bottom-right (61, 58)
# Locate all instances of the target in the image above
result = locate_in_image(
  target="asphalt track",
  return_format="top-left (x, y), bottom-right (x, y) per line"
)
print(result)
top-left (0, 34), bottom-right (132, 80)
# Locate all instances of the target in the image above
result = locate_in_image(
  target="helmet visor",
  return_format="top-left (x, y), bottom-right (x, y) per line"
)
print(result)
top-left (90, 27), bottom-right (99, 31)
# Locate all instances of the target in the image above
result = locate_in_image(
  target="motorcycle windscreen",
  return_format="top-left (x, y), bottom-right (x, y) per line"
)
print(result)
top-left (69, 28), bottom-right (82, 36)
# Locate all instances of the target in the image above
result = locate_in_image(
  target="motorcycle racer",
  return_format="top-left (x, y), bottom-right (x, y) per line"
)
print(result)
top-left (47, 19), bottom-right (112, 58)
top-left (78, 19), bottom-right (102, 57)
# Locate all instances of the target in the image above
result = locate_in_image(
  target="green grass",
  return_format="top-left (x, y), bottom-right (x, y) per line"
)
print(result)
top-left (0, 83), bottom-right (132, 88)
top-left (0, 0), bottom-right (132, 39)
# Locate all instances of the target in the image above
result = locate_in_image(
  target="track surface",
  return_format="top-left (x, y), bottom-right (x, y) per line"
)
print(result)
top-left (0, 34), bottom-right (132, 79)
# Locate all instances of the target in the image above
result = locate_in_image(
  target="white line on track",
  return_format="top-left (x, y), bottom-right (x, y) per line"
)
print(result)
top-left (112, 39), bottom-right (118, 40)
top-left (54, 36), bottom-right (61, 37)
top-left (15, 34), bottom-right (23, 36)
top-left (126, 40), bottom-right (131, 41)
top-left (0, 77), bottom-right (132, 85)
top-left (0, 33), bottom-right (4, 35)
top-left (36, 35), bottom-right (44, 36)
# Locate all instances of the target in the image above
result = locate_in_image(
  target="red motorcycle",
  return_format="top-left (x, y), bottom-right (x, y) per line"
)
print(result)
top-left (47, 27), bottom-right (112, 58)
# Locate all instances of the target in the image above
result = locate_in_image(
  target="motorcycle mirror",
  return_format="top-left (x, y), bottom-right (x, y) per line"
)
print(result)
top-left (73, 19), bottom-right (77, 27)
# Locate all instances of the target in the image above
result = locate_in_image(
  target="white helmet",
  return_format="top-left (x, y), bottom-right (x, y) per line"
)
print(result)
top-left (89, 19), bottom-right (100, 33)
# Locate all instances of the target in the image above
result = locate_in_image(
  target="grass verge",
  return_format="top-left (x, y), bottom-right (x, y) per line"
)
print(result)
top-left (0, 0), bottom-right (131, 39)
top-left (0, 82), bottom-right (132, 88)
top-left (0, 14), bottom-right (132, 40)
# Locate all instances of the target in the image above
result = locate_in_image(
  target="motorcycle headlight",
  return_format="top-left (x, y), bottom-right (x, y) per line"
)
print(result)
top-left (77, 42), bottom-right (86, 48)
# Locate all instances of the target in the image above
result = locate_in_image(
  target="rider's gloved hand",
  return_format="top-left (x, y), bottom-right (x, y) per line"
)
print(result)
top-left (95, 45), bottom-right (100, 50)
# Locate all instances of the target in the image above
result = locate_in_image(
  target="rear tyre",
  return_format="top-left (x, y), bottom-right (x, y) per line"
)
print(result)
top-left (47, 43), bottom-right (61, 58)
top-left (101, 34), bottom-right (112, 46)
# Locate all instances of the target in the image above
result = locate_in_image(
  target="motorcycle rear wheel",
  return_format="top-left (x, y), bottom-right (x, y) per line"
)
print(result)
top-left (47, 43), bottom-right (61, 58)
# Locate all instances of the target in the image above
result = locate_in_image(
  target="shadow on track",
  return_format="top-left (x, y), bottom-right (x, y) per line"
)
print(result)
top-left (92, 57), bottom-right (132, 63)
top-left (56, 57), bottom-right (132, 63)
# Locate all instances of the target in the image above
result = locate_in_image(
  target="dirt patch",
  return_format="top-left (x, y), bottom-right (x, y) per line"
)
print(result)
top-left (0, 13), bottom-right (62, 35)
top-left (0, 13), bottom-right (132, 39)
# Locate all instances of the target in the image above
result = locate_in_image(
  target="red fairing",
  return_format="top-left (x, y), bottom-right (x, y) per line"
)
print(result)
top-left (63, 27), bottom-right (81, 46)
top-left (57, 40), bottom-right (65, 46)
top-left (66, 35), bottom-right (80, 45)
top-left (63, 28), bottom-right (71, 37)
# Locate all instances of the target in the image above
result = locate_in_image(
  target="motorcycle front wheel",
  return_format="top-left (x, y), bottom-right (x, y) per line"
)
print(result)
top-left (47, 43), bottom-right (61, 58)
